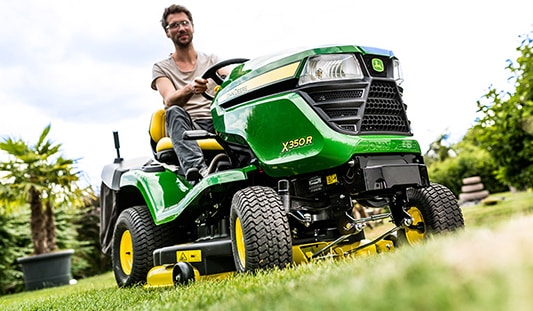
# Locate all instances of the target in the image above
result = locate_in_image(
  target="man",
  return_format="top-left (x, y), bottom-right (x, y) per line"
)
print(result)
top-left (151, 4), bottom-right (221, 181)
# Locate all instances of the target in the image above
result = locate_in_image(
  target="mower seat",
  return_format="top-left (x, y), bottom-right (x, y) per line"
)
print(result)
top-left (149, 108), bottom-right (223, 164)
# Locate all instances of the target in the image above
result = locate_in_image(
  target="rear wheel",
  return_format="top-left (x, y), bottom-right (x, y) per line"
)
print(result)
top-left (112, 205), bottom-right (174, 287)
top-left (230, 186), bottom-right (292, 273)
top-left (398, 183), bottom-right (464, 245)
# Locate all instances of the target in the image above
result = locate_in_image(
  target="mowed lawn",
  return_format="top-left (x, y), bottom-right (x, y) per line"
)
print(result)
top-left (1, 191), bottom-right (532, 311)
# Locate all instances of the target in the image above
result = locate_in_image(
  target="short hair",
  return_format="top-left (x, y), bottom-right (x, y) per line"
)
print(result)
top-left (161, 4), bottom-right (194, 31)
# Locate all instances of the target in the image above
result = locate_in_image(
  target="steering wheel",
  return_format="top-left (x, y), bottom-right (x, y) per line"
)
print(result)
top-left (201, 58), bottom-right (249, 100)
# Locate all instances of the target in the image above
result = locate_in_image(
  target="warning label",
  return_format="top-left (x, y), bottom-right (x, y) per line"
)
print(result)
top-left (176, 250), bottom-right (202, 262)
top-left (326, 174), bottom-right (338, 185)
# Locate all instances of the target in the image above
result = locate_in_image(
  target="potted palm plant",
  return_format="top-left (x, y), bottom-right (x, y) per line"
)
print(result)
top-left (0, 124), bottom-right (90, 291)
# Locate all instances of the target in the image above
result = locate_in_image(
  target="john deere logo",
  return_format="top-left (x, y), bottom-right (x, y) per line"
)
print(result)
top-left (371, 58), bottom-right (384, 72)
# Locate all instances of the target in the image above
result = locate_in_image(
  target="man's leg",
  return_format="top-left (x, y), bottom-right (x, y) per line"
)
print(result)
top-left (194, 118), bottom-right (214, 133)
top-left (165, 106), bottom-right (207, 177)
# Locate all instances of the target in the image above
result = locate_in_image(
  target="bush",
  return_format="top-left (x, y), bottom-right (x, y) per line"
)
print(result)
top-left (0, 210), bottom-right (32, 295)
top-left (71, 204), bottom-right (111, 278)
top-left (428, 147), bottom-right (508, 197)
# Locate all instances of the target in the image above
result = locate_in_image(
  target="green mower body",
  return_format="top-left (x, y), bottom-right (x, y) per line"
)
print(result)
top-left (100, 44), bottom-right (464, 287)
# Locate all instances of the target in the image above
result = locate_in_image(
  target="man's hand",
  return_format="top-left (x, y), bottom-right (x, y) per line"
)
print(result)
top-left (190, 77), bottom-right (208, 94)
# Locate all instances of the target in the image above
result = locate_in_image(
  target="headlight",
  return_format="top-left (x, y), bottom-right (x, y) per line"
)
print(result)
top-left (299, 54), bottom-right (363, 85)
top-left (393, 58), bottom-right (404, 85)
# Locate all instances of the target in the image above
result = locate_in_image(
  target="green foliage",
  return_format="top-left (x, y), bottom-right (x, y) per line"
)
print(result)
top-left (474, 32), bottom-right (533, 189)
top-left (424, 133), bottom-right (453, 167)
top-left (70, 204), bottom-right (111, 278)
top-left (54, 208), bottom-right (93, 278)
top-left (427, 129), bottom-right (508, 197)
top-left (0, 210), bottom-right (32, 295)
top-left (0, 124), bottom-right (93, 255)
top-left (53, 204), bottom-right (111, 280)
top-left (0, 125), bottom-right (77, 198)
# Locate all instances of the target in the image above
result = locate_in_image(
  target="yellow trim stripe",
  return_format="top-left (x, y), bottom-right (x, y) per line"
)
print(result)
top-left (218, 61), bottom-right (300, 103)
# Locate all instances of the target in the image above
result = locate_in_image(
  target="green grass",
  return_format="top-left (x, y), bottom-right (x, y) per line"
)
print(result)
top-left (1, 191), bottom-right (532, 311)
top-left (461, 190), bottom-right (533, 227)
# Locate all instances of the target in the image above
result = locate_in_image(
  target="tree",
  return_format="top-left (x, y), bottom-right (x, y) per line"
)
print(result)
top-left (474, 32), bottom-right (533, 190)
top-left (424, 133), bottom-right (453, 166)
top-left (0, 125), bottom-right (90, 255)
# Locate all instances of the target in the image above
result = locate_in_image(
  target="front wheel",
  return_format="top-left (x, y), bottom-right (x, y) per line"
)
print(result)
top-left (398, 183), bottom-right (464, 245)
top-left (230, 186), bottom-right (292, 273)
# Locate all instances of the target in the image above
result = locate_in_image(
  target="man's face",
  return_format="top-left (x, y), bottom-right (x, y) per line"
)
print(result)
top-left (166, 12), bottom-right (193, 48)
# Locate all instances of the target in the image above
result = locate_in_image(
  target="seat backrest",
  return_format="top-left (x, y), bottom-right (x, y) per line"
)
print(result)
top-left (149, 108), bottom-right (167, 154)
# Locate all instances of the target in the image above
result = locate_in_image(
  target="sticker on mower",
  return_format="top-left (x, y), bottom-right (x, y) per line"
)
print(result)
top-left (281, 136), bottom-right (313, 153)
top-left (176, 250), bottom-right (202, 262)
top-left (326, 174), bottom-right (338, 185)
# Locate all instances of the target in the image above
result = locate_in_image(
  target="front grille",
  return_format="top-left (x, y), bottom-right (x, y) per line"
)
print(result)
top-left (361, 80), bottom-right (410, 133)
top-left (302, 79), bottom-right (411, 135)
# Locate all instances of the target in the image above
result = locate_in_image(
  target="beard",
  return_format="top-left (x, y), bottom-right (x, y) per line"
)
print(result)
top-left (173, 32), bottom-right (193, 48)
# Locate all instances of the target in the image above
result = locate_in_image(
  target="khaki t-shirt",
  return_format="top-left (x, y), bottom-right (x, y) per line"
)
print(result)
top-left (151, 51), bottom-right (220, 120)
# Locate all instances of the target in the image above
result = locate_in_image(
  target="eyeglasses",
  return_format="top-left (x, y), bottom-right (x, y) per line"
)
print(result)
top-left (165, 20), bottom-right (190, 30)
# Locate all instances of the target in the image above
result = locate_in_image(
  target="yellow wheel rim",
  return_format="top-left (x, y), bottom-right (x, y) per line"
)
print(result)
top-left (405, 206), bottom-right (426, 244)
top-left (119, 230), bottom-right (133, 275)
top-left (235, 217), bottom-right (246, 267)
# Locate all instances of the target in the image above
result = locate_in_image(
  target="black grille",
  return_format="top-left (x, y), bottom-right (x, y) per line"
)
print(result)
top-left (361, 80), bottom-right (410, 133)
top-left (302, 79), bottom-right (410, 135)
top-left (310, 90), bottom-right (364, 102)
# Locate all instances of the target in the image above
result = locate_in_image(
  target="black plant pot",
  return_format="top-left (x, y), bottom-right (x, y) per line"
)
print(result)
top-left (17, 249), bottom-right (75, 291)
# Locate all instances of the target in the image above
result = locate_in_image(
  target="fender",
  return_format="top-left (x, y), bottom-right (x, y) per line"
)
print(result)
top-left (119, 164), bottom-right (258, 225)
top-left (101, 157), bottom-right (152, 190)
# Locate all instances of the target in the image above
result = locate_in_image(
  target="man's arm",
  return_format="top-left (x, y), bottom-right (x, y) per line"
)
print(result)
top-left (154, 77), bottom-right (208, 109)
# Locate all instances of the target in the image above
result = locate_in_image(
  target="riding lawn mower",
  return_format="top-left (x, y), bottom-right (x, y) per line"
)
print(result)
top-left (99, 44), bottom-right (464, 287)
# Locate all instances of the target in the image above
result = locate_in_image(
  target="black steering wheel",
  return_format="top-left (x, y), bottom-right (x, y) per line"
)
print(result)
top-left (201, 58), bottom-right (249, 100)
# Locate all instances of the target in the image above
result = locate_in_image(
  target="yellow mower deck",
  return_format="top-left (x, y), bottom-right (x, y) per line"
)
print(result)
top-left (145, 238), bottom-right (394, 288)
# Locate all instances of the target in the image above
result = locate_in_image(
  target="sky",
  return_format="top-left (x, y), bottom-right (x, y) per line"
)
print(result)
top-left (0, 0), bottom-right (532, 188)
